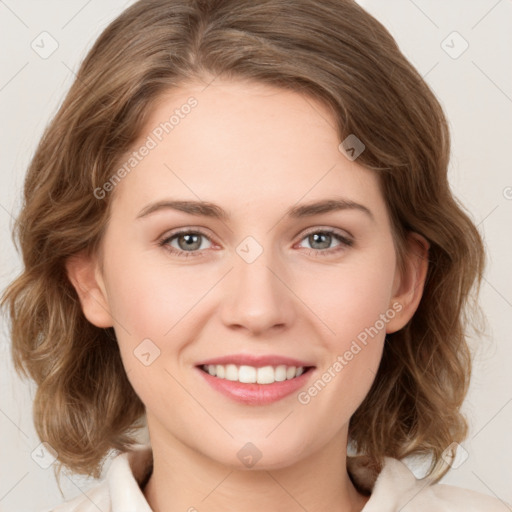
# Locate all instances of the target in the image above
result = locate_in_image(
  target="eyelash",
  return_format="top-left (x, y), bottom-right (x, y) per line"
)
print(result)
top-left (158, 227), bottom-right (354, 258)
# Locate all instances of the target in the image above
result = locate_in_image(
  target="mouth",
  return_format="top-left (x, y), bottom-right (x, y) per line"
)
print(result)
top-left (198, 363), bottom-right (315, 384)
top-left (195, 360), bottom-right (316, 405)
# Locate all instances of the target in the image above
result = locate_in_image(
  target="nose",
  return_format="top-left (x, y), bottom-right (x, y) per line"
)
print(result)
top-left (218, 248), bottom-right (296, 336)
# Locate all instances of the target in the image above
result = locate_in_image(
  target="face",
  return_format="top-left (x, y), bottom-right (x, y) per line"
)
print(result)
top-left (72, 78), bottom-right (423, 471)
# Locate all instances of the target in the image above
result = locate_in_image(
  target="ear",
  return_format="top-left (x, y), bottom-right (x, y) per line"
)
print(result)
top-left (65, 250), bottom-right (113, 328)
top-left (386, 232), bottom-right (430, 333)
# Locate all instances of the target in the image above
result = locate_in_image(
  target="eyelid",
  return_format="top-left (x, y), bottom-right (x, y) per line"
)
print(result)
top-left (297, 225), bottom-right (354, 241)
top-left (293, 227), bottom-right (354, 257)
top-left (158, 227), bottom-right (217, 248)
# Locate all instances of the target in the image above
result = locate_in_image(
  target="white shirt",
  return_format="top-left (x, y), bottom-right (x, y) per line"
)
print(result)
top-left (47, 443), bottom-right (508, 511)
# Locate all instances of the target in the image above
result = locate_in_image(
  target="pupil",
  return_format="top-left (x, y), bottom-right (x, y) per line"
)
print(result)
top-left (310, 233), bottom-right (330, 249)
top-left (179, 234), bottom-right (200, 251)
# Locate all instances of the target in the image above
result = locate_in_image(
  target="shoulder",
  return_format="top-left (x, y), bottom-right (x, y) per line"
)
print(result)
top-left (350, 456), bottom-right (510, 512)
top-left (419, 481), bottom-right (508, 511)
top-left (40, 482), bottom-right (111, 512)
top-left (38, 444), bottom-right (153, 512)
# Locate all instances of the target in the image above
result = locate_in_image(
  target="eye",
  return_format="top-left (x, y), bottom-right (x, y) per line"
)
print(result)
top-left (159, 229), bottom-right (213, 257)
top-left (158, 227), bottom-right (353, 258)
top-left (296, 228), bottom-right (353, 256)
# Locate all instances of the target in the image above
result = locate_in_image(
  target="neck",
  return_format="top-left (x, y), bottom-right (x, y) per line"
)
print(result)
top-left (143, 416), bottom-right (369, 512)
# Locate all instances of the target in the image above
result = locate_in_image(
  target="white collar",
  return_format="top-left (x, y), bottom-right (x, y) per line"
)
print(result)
top-left (103, 443), bottom-right (414, 510)
top-left (95, 443), bottom-right (503, 512)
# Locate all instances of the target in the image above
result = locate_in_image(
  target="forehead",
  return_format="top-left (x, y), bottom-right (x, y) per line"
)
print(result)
top-left (110, 79), bottom-right (386, 220)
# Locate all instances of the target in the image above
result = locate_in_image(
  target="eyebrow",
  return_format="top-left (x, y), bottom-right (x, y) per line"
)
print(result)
top-left (136, 197), bottom-right (374, 222)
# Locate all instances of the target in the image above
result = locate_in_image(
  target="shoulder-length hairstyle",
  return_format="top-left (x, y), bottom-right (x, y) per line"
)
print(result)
top-left (2, 0), bottom-right (484, 484)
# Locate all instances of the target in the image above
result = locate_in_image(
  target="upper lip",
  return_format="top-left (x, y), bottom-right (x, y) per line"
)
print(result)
top-left (196, 354), bottom-right (315, 368)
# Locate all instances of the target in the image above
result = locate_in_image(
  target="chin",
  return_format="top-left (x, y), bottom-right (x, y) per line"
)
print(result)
top-left (207, 437), bottom-right (312, 472)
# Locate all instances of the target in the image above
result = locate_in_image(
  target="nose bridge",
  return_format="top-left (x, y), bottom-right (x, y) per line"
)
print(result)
top-left (219, 236), bottom-right (294, 334)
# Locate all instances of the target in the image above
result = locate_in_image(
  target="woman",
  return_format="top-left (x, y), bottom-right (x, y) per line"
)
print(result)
top-left (2, 0), bottom-right (507, 510)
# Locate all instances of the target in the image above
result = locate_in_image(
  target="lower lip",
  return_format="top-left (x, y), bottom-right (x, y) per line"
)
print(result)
top-left (196, 367), bottom-right (315, 405)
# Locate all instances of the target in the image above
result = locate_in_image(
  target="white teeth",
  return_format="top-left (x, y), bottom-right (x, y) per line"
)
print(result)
top-left (286, 366), bottom-right (297, 379)
top-left (274, 365), bottom-right (287, 382)
top-left (239, 365), bottom-right (257, 383)
top-left (257, 366), bottom-right (275, 384)
top-left (203, 364), bottom-right (307, 384)
top-left (216, 365), bottom-right (225, 379)
top-left (225, 364), bottom-right (238, 381)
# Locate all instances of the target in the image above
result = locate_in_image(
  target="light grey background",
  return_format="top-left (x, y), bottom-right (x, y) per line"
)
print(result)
top-left (0, 1), bottom-right (511, 510)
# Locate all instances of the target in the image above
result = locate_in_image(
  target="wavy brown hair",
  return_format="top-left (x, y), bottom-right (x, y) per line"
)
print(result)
top-left (2, 0), bottom-right (484, 485)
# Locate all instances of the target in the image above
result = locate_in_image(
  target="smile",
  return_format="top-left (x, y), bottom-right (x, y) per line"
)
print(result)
top-left (196, 364), bottom-right (315, 405)
top-left (200, 364), bottom-right (307, 384)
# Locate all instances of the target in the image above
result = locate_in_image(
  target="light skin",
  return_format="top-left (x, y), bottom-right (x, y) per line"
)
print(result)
top-left (66, 77), bottom-right (429, 512)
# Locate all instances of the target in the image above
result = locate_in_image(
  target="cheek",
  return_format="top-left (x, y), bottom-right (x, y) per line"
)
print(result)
top-left (296, 247), bottom-right (396, 408)
top-left (301, 247), bottom-right (397, 350)
top-left (102, 246), bottom-right (225, 389)
top-left (104, 247), bottom-right (210, 336)
top-left (102, 252), bottom-right (199, 403)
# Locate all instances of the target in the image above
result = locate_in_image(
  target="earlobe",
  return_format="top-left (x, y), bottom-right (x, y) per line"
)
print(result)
top-left (65, 251), bottom-right (113, 328)
top-left (386, 232), bottom-right (430, 334)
